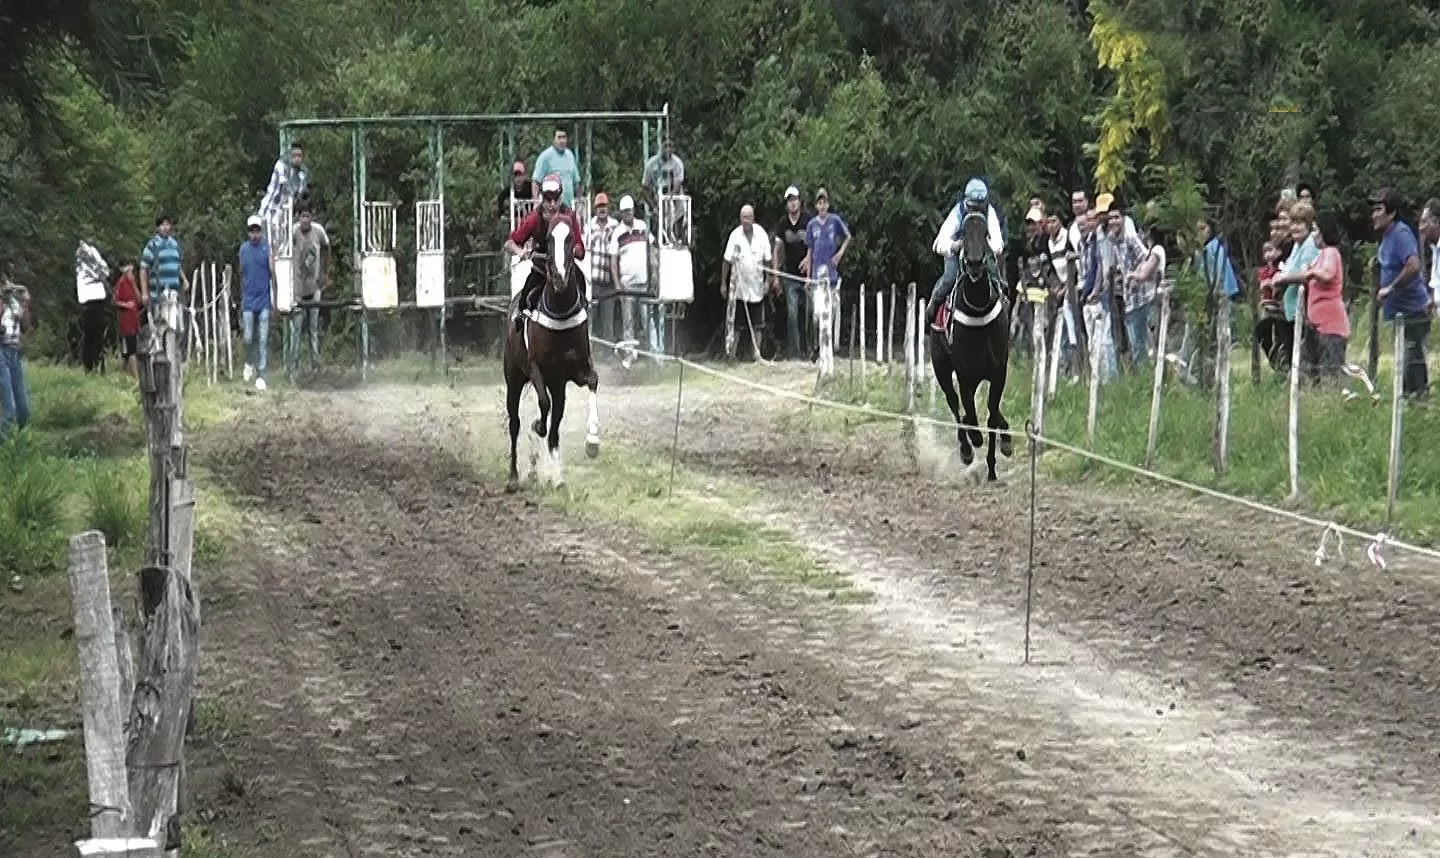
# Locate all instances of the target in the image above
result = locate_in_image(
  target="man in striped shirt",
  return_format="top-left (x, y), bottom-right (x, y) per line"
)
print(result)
top-left (258, 141), bottom-right (309, 246)
top-left (140, 213), bottom-right (190, 338)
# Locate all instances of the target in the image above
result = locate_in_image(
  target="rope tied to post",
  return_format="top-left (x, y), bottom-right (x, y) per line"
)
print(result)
top-left (1313, 522), bottom-right (1344, 566)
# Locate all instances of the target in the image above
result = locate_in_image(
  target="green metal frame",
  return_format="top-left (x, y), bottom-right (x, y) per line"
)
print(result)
top-left (273, 107), bottom-right (670, 380)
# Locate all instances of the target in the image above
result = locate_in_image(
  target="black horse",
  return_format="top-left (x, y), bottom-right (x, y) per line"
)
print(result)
top-left (928, 208), bottom-right (1013, 481)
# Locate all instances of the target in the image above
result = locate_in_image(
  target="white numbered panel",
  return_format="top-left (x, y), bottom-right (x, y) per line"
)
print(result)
top-left (274, 257), bottom-right (294, 313)
top-left (361, 254), bottom-right (399, 309)
top-left (657, 246), bottom-right (693, 303)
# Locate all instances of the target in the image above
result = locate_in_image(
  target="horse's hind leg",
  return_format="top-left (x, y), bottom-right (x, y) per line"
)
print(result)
top-left (505, 377), bottom-right (524, 493)
top-left (546, 381), bottom-right (567, 487)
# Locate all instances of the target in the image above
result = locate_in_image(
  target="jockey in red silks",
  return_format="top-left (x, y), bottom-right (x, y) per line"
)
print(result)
top-left (504, 173), bottom-right (586, 332)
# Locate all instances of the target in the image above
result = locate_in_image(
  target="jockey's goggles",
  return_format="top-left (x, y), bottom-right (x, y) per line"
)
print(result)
top-left (541, 191), bottom-right (561, 202)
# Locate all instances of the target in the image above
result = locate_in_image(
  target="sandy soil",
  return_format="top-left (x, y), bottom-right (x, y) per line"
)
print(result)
top-left (179, 357), bottom-right (1440, 858)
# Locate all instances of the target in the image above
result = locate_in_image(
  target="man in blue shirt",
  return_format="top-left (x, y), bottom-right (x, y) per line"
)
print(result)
top-left (139, 213), bottom-right (191, 348)
top-left (1371, 187), bottom-right (1430, 399)
top-left (238, 215), bottom-right (276, 391)
top-left (531, 128), bottom-right (584, 208)
top-left (801, 187), bottom-right (851, 286)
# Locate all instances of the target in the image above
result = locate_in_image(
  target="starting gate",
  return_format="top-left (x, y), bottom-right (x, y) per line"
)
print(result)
top-left (361, 201), bottom-right (399, 309)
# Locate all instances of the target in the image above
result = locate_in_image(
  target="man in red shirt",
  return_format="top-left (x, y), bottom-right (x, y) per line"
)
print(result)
top-left (112, 260), bottom-right (142, 376)
top-left (504, 173), bottom-right (585, 332)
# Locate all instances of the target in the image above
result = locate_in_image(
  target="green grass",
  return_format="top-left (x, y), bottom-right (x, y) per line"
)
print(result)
top-left (477, 440), bottom-right (868, 602)
top-left (1, 358), bottom-right (247, 849)
top-left (823, 350), bottom-right (1440, 544)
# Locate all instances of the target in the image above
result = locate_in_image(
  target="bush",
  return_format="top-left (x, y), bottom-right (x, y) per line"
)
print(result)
top-left (0, 438), bottom-right (68, 578)
top-left (82, 460), bottom-right (146, 551)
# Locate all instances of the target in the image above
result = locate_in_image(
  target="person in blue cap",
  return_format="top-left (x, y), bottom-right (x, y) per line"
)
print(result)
top-left (926, 178), bottom-right (1005, 329)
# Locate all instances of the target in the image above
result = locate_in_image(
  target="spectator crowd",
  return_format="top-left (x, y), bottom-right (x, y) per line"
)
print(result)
top-left (4, 127), bottom-right (1438, 444)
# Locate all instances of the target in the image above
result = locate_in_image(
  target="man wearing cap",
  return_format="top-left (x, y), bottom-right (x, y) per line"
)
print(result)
top-left (238, 214), bottom-right (277, 390)
top-left (772, 185), bottom-right (812, 360)
top-left (585, 192), bottom-right (620, 341)
top-left (801, 188), bottom-right (852, 339)
top-left (926, 178), bottom-right (1003, 329)
top-left (607, 195), bottom-right (650, 344)
top-left (532, 128), bottom-right (584, 208)
top-left (495, 161), bottom-right (537, 221)
top-left (505, 173), bottom-right (586, 332)
top-left (1371, 187), bottom-right (1429, 398)
top-left (722, 204), bottom-right (771, 361)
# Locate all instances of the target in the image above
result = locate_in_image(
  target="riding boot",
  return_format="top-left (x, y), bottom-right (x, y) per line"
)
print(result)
top-left (926, 289), bottom-right (948, 330)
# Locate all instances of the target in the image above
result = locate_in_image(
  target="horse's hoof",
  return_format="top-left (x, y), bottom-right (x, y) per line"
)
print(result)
top-left (959, 447), bottom-right (975, 466)
top-left (531, 419), bottom-right (546, 437)
top-left (504, 479), bottom-right (520, 494)
top-left (585, 440), bottom-right (599, 459)
top-left (999, 437), bottom-right (1014, 458)
top-left (968, 430), bottom-right (984, 447)
top-left (986, 471), bottom-right (999, 483)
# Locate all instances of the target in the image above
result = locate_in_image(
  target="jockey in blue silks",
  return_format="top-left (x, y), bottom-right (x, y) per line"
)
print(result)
top-left (927, 177), bottom-right (1006, 329)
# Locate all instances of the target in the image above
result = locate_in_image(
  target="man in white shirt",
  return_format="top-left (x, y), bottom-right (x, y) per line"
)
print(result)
top-left (75, 240), bottom-right (110, 372)
top-left (1068, 189), bottom-right (1137, 248)
top-left (607, 195), bottom-right (650, 344)
top-left (722, 205), bottom-right (771, 360)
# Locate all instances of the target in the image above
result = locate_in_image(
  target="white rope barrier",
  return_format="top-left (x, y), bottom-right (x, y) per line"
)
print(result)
top-left (590, 333), bottom-right (1440, 571)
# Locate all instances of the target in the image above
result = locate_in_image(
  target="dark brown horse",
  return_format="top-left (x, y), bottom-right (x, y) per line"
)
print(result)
top-left (929, 209), bottom-right (1013, 481)
top-left (504, 218), bottom-right (600, 492)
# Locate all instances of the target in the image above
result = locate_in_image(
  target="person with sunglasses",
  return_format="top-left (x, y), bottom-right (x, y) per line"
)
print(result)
top-left (504, 173), bottom-right (586, 332)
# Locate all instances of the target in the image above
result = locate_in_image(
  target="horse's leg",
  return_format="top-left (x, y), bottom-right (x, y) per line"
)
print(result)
top-left (958, 377), bottom-right (984, 452)
top-left (528, 358), bottom-right (550, 438)
top-left (505, 375), bottom-right (524, 493)
top-left (990, 362), bottom-right (1013, 460)
top-left (582, 362), bottom-right (601, 458)
top-left (547, 380), bottom-right (567, 487)
top-left (930, 346), bottom-right (970, 465)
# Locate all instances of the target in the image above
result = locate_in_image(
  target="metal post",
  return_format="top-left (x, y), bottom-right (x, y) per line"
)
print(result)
top-left (584, 121), bottom-right (593, 198)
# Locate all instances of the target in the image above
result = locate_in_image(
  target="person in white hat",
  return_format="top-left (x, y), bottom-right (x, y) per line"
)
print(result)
top-left (771, 185), bottom-right (811, 360)
top-left (606, 195), bottom-right (649, 343)
top-left (238, 214), bottom-right (276, 390)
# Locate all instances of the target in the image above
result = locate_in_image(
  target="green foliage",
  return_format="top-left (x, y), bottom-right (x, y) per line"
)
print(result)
top-left (0, 437), bottom-right (68, 578)
top-left (3, 0), bottom-right (1440, 359)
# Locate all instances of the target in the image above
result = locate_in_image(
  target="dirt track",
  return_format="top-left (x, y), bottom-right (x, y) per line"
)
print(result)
top-left (187, 360), bottom-right (1440, 857)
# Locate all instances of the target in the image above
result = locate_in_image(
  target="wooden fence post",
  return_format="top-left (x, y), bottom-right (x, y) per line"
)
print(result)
top-left (1213, 297), bottom-right (1232, 474)
top-left (1285, 285), bottom-right (1306, 503)
top-left (68, 532), bottom-right (132, 839)
top-left (1145, 288), bottom-right (1172, 470)
top-left (1386, 315), bottom-right (1406, 524)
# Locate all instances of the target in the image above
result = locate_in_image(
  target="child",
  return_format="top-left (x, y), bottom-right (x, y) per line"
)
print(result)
top-left (112, 261), bottom-right (141, 376)
top-left (1255, 241), bottom-right (1289, 371)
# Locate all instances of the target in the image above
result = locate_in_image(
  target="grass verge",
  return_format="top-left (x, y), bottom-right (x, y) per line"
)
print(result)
top-left (473, 436), bottom-right (868, 602)
top-left (1, 359), bottom-right (245, 855)
top-left (818, 351), bottom-right (1440, 544)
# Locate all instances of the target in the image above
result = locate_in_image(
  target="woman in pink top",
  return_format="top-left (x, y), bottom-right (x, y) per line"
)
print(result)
top-left (1302, 212), bottom-right (1350, 383)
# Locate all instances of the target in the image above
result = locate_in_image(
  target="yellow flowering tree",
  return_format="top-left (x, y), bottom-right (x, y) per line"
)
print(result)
top-left (1086, 1), bottom-right (1169, 195)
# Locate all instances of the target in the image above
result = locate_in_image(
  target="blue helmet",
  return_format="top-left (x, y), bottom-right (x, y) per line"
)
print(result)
top-left (963, 178), bottom-right (988, 204)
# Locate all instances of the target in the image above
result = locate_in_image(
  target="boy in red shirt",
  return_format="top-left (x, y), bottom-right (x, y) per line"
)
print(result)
top-left (112, 261), bottom-right (142, 376)
top-left (1255, 241), bottom-right (1288, 371)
